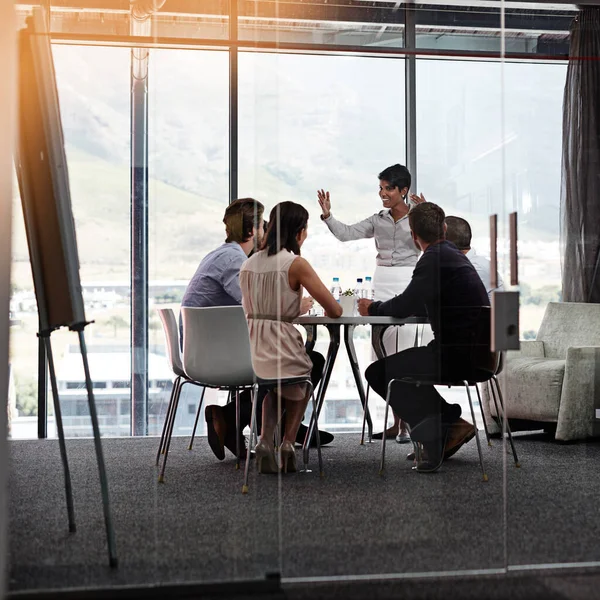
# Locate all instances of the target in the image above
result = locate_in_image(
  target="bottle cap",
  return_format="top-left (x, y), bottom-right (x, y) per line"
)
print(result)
top-left (365, 277), bottom-right (372, 281)
top-left (357, 278), bottom-right (363, 282)
top-left (333, 277), bottom-right (339, 282)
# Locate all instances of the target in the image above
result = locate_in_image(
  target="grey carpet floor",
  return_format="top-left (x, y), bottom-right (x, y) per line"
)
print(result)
top-left (8, 432), bottom-right (600, 593)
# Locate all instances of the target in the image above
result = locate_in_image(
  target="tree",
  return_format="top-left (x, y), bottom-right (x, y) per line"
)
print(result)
top-left (103, 315), bottom-right (128, 337)
top-left (15, 376), bottom-right (37, 417)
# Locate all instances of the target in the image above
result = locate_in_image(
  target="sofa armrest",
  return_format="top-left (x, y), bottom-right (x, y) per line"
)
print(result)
top-left (556, 346), bottom-right (600, 441)
top-left (506, 340), bottom-right (545, 361)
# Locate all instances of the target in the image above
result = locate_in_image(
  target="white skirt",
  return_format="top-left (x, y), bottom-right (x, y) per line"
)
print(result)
top-left (372, 265), bottom-right (432, 356)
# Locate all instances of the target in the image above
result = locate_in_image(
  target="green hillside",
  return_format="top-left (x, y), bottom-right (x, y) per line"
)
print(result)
top-left (12, 146), bottom-right (229, 286)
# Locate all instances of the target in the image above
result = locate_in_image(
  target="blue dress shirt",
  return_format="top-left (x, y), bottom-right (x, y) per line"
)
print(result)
top-left (179, 242), bottom-right (247, 342)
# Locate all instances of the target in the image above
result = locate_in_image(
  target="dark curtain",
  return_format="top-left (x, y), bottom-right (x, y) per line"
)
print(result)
top-left (561, 7), bottom-right (600, 303)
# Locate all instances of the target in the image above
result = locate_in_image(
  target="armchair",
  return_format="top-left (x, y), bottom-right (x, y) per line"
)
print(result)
top-left (483, 302), bottom-right (600, 441)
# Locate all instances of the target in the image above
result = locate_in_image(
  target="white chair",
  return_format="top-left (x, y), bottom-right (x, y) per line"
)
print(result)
top-left (156, 308), bottom-right (206, 482)
top-left (181, 306), bottom-right (323, 494)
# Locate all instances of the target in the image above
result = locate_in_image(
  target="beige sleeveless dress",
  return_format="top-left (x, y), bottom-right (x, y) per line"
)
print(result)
top-left (239, 249), bottom-right (312, 401)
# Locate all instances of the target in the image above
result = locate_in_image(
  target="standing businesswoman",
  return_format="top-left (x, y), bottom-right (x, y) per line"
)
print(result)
top-left (317, 163), bottom-right (427, 443)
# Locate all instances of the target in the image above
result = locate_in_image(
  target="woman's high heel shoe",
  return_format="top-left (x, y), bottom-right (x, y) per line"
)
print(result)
top-left (254, 439), bottom-right (279, 474)
top-left (279, 440), bottom-right (297, 474)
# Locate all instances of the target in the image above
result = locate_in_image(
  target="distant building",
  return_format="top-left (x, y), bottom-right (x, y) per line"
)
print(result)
top-left (56, 344), bottom-right (203, 437)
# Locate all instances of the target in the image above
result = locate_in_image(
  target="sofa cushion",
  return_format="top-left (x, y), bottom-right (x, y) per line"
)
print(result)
top-left (503, 358), bottom-right (565, 421)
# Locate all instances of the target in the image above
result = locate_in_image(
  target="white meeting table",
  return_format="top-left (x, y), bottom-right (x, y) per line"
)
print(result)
top-left (293, 315), bottom-right (428, 459)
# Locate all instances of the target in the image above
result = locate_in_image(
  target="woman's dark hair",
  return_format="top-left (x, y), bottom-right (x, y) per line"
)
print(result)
top-left (378, 164), bottom-right (411, 192)
top-left (223, 198), bottom-right (264, 244)
top-left (445, 216), bottom-right (472, 250)
top-left (408, 202), bottom-right (446, 243)
top-left (261, 201), bottom-right (309, 256)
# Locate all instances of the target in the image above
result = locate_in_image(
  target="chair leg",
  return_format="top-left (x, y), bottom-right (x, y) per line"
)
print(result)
top-left (308, 382), bottom-right (323, 477)
top-left (156, 376), bottom-right (179, 465)
top-left (360, 385), bottom-right (371, 445)
top-left (464, 382), bottom-right (488, 482)
top-left (491, 376), bottom-right (520, 468)
top-left (235, 389), bottom-right (241, 470)
top-left (188, 385), bottom-right (206, 451)
top-left (158, 379), bottom-right (183, 483)
top-left (379, 380), bottom-right (394, 475)
top-left (474, 384), bottom-right (492, 447)
top-left (161, 378), bottom-right (182, 461)
top-left (242, 384), bottom-right (259, 494)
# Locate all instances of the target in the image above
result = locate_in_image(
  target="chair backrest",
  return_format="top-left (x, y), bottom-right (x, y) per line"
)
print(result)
top-left (536, 301), bottom-right (600, 359)
top-left (157, 308), bottom-right (185, 377)
top-left (495, 350), bottom-right (505, 376)
top-left (468, 306), bottom-right (497, 381)
top-left (181, 306), bottom-right (256, 388)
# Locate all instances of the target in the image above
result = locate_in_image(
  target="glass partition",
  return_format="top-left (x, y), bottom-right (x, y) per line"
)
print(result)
top-left (239, 51), bottom-right (405, 436)
top-left (9, 1), bottom-right (600, 596)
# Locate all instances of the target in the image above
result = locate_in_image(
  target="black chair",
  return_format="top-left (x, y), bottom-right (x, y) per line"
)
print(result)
top-left (378, 307), bottom-right (498, 481)
top-left (485, 351), bottom-right (520, 467)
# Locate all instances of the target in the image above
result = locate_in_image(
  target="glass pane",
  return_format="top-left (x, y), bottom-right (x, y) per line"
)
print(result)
top-left (9, 167), bottom-right (40, 440)
top-left (499, 6), bottom-right (600, 571)
top-left (415, 57), bottom-right (510, 573)
top-left (10, 44), bottom-right (130, 439)
top-left (148, 48), bottom-right (229, 438)
top-left (418, 58), bottom-right (565, 336)
top-left (51, 44), bottom-right (131, 437)
top-left (240, 51), bottom-right (417, 579)
top-left (413, 2), bottom-right (574, 57)
top-left (25, 1), bottom-right (231, 42)
top-left (239, 0), bottom-right (405, 48)
top-left (240, 50), bottom-right (405, 439)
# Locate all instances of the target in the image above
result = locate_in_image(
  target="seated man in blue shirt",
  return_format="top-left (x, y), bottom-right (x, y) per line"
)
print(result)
top-left (181, 198), bottom-right (332, 461)
top-left (358, 203), bottom-right (491, 473)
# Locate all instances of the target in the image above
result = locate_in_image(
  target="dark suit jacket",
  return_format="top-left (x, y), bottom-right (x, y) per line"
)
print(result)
top-left (368, 240), bottom-right (490, 351)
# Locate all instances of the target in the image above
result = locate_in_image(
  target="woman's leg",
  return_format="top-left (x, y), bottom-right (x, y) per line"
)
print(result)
top-left (282, 391), bottom-right (311, 444)
top-left (259, 391), bottom-right (278, 446)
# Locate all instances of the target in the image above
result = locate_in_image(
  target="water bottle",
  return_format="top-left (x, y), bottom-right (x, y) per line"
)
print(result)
top-left (353, 278), bottom-right (364, 298)
top-left (364, 276), bottom-right (374, 301)
top-left (353, 278), bottom-right (363, 315)
top-left (330, 277), bottom-right (341, 302)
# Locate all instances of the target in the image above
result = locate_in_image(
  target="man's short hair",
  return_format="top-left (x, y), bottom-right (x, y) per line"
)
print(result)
top-left (445, 216), bottom-right (472, 250)
top-left (408, 202), bottom-right (445, 243)
top-left (378, 164), bottom-right (411, 192)
top-left (223, 198), bottom-right (264, 244)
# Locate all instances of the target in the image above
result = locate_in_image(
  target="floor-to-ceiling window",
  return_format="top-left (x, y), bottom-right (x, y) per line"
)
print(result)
top-left (417, 59), bottom-right (566, 337)
top-left (148, 48), bottom-right (229, 437)
top-left (239, 51), bottom-right (405, 432)
top-left (10, 45), bottom-right (131, 438)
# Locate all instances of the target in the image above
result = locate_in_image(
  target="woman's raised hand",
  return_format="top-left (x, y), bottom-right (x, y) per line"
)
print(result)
top-left (317, 189), bottom-right (331, 219)
top-left (410, 193), bottom-right (427, 205)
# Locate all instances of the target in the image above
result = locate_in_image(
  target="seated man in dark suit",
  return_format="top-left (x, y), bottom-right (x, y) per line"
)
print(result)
top-left (357, 202), bottom-right (490, 473)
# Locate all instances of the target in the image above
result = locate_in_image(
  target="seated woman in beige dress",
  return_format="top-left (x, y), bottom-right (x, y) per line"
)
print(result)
top-left (240, 201), bottom-right (342, 474)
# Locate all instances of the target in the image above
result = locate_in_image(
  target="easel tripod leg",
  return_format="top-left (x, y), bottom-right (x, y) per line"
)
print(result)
top-left (42, 334), bottom-right (76, 533)
top-left (78, 330), bottom-right (118, 568)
